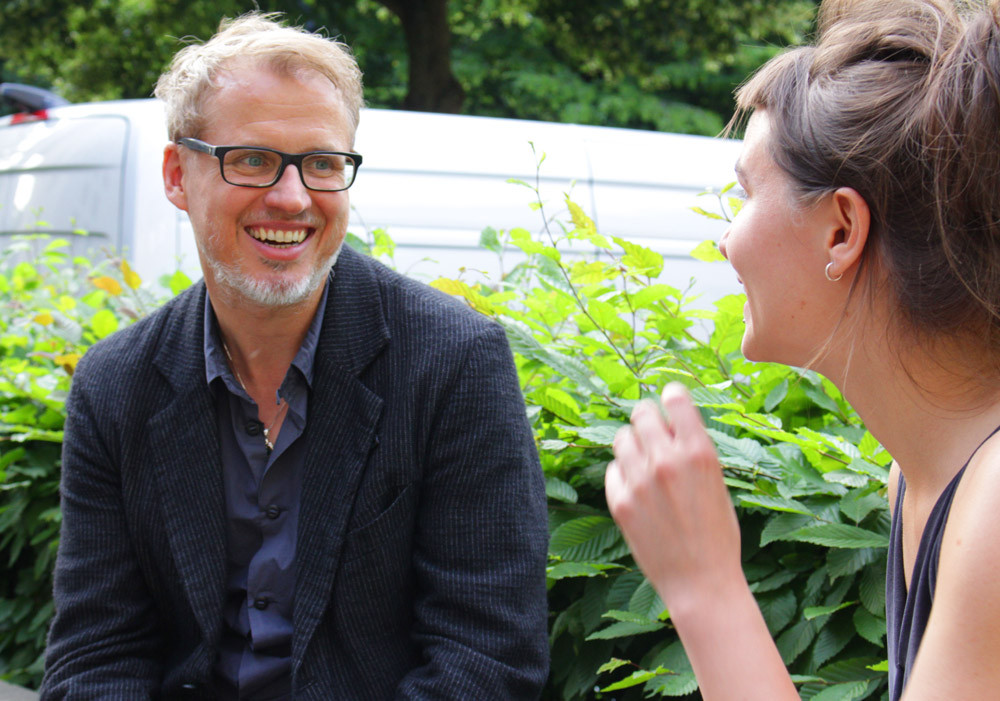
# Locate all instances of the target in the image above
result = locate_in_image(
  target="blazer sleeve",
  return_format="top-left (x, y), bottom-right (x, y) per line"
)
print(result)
top-left (394, 323), bottom-right (549, 700)
top-left (40, 358), bottom-right (162, 700)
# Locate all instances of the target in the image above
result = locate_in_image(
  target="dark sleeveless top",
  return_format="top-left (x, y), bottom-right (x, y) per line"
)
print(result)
top-left (885, 427), bottom-right (1000, 699)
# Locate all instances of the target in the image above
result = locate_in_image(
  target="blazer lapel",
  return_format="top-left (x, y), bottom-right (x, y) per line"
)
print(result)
top-left (292, 248), bottom-right (389, 668)
top-left (148, 284), bottom-right (227, 647)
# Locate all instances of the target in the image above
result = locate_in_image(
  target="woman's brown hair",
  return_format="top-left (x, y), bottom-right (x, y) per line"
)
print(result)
top-left (732, 0), bottom-right (1000, 364)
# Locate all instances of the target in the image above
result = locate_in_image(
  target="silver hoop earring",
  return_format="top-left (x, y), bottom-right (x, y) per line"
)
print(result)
top-left (825, 262), bottom-right (843, 282)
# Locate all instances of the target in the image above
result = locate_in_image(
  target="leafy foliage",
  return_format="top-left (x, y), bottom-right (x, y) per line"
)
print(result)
top-left (0, 0), bottom-right (816, 134)
top-left (0, 172), bottom-right (891, 699)
top-left (431, 172), bottom-right (890, 699)
top-left (0, 236), bottom-right (188, 686)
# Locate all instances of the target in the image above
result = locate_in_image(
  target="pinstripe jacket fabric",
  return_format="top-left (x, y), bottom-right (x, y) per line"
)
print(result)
top-left (40, 246), bottom-right (549, 700)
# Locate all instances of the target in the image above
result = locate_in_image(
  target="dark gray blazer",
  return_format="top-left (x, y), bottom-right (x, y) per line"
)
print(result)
top-left (41, 246), bottom-right (549, 700)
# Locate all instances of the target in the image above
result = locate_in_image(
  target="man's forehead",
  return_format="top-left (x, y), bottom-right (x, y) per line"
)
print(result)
top-left (208, 57), bottom-right (336, 96)
top-left (196, 60), bottom-right (351, 141)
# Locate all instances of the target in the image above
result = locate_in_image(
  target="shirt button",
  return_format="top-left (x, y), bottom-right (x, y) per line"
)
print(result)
top-left (253, 598), bottom-right (269, 610)
top-left (245, 420), bottom-right (262, 436)
top-left (265, 505), bottom-right (282, 520)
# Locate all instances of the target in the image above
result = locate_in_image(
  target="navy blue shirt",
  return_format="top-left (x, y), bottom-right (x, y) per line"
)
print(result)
top-left (204, 283), bottom-right (329, 700)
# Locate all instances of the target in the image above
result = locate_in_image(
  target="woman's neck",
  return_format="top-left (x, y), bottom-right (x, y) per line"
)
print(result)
top-left (821, 328), bottom-right (1000, 498)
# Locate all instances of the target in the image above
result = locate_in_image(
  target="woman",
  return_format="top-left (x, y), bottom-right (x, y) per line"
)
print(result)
top-left (605, 1), bottom-right (1000, 699)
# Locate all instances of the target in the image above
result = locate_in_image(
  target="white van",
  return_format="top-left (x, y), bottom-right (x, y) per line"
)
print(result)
top-left (0, 91), bottom-right (740, 298)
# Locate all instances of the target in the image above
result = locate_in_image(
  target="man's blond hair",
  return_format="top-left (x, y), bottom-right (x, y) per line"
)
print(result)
top-left (154, 12), bottom-right (364, 142)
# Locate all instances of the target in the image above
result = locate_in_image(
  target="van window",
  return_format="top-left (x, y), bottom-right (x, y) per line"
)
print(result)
top-left (0, 115), bottom-right (127, 252)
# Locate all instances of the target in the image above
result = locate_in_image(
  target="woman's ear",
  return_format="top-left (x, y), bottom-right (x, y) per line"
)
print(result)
top-left (163, 143), bottom-right (189, 212)
top-left (826, 187), bottom-right (870, 279)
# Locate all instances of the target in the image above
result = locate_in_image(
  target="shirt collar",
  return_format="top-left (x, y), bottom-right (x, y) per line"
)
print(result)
top-left (203, 277), bottom-right (331, 393)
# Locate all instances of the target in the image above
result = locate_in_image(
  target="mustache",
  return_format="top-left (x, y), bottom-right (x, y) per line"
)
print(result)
top-left (240, 212), bottom-right (323, 228)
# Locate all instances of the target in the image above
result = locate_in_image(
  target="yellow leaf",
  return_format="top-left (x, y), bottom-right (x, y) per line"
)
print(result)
top-left (430, 278), bottom-right (494, 315)
top-left (566, 198), bottom-right (597, 237)
top-left (34, 312), bottom-right (54, 326)
top-left (121, 260), bottom-right (142, 289)
top-left (92, 276), bottom-right (123, 296)
top-left (55, 353), bottom-right (81, 373)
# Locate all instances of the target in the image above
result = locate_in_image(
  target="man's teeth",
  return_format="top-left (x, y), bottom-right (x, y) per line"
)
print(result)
top-left (249, 228), bottom-right (307, 244)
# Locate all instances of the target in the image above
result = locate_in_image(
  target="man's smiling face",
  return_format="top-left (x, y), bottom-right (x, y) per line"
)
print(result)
top-left (166, 59), bottom-right (354, 308)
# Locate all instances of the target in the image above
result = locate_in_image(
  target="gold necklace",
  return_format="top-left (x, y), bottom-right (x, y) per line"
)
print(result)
top-left (221, 339), bottom-right (288, 454)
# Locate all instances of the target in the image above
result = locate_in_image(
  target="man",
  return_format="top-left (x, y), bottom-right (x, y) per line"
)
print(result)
top-left (41, 14), bottom-right (549, 700)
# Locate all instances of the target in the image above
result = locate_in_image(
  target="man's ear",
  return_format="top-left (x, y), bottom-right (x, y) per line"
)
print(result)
top-left (163, 143), bottom-right (189, 212)
top-left (826, 187), bottom-right (870, 279)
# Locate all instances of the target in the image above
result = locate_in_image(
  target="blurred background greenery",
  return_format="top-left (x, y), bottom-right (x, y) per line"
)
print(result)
top-left (0, 0), bottom-right (816, 134)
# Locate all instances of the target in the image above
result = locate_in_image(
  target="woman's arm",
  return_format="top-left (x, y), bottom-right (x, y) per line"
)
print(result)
top-left (605, 383), bottom-right (798, 700)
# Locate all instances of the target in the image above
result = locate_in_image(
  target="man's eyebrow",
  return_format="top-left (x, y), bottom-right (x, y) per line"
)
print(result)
top-left (734, 159), bottom-right (744, 179)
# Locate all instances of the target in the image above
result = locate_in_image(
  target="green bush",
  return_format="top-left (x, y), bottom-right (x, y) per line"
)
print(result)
top-left (1, 183), bottom-right (891, 700)
top-left (432, 178), bottom-right (890, 700)
top-left (0, 237), bottom-right (189, 685)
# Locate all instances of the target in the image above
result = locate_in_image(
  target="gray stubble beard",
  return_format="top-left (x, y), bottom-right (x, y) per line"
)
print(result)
top-left (199, 237), bottom-right (341, 309)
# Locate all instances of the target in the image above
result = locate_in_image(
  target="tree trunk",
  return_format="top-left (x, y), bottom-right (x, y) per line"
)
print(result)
top-left (375, 0), bottom-right (465, 113)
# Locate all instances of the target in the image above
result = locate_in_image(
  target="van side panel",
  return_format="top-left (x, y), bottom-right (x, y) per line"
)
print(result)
top-left (0, 116), bottom-right (127, 259)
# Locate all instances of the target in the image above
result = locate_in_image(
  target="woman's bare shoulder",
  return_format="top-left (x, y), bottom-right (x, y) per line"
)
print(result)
top-left (899, 434), bottom-right (1000, 698)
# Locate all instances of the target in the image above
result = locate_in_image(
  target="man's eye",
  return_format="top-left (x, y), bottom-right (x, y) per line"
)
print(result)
top-left (307, 156), bottom-right (344, 175)
top-left (242, 154), bottom-right (268, 168)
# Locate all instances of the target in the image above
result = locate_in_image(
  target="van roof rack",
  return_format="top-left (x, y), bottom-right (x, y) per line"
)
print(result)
top-left (0, 83), bottom-right (70, 112)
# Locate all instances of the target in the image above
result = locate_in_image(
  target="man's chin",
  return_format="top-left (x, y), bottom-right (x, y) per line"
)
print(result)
top-left (206, 248), bottom-right (339, 309)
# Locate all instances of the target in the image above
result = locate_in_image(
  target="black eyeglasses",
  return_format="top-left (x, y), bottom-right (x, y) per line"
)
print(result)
top-left (178, 137), bottom-right (362, 192)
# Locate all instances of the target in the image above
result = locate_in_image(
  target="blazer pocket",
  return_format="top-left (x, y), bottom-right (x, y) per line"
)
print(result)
top-left (341, 483), bottom-right (417, 564)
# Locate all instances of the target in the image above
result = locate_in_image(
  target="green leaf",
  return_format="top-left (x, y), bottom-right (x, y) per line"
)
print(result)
top-left (750, 569), bottom-right (798, 594)
top-left (586, 619), bottom-right (665, 640)
top-left (764, 378), bottom-right (789, 412)
top-left (597, 658), bottom-right (630, 675)
top-left (781, 523), bottom-right (889, 549)
top-left (166, 270), bottom-right (192, 296)
top-left (479, 226), bottom-right (502, 254)
top-left (601, 609), bottom-right (657, 625)
top-left (801, 383), bottom-right (842, 415)
top-left (738, 494), bottom-right (813, 516)
top-left (690, 206), bottom-right (724, 221)
top-left (549, 516), bottom-right (620, 562)
top-left (810, 681), bottom-right (870, 701)
top-left (689, 239), bottom-right (726, 262)
top-left (628, 578), bottom-right (666, 620)
top-left (839, 491), bottom-right (886, 524)
top-left (89, 309), bottom-right (119, 339)
top-left (853, 607), bottom-right (886, 645)
top-left (757, 589), bottom-right (797, 635)
top-left (776, 619), bottom-right (816, 665)
top-left (804, 601), bottom-right (856, 620)
top-left (691, 387), bottom-right (744, 411)
top-left (827, 547), bottom-right (879, 580)
top-left (859, 559), bottom-right (887, 616)
top-left (371, 228), bottom-right (396, 259)
top-left (537, 386), bottom-right (583, 426)
top-left (343, 232), bottom-right (370, 255)
top-left (601, 666), bottom-right (670, 691)
top-left (2, 405), bottom-right (38, 426)
top-left (612, 237), bottom-right (664, 277)
top-left (546, 562), bottom-right (622, 580)
top-left (545, 477), bottom-right (578, 504)
top-left (867, 660), bottom-right (890, 672)
top-left (573, 424), bottom-right (620, 445)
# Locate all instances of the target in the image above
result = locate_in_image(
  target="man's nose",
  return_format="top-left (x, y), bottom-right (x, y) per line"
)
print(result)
top-left (718, 227), bottom-right (730, 260)
top-left (264, 163), bottom-right (312, 212)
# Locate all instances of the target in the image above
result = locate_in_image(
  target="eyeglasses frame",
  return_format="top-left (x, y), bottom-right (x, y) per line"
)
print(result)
top-left (177, 137), bottom-right (363, 192)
